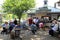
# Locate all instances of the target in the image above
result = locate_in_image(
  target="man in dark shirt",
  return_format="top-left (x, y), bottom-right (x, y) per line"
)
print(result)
top-left (14, 18), bottom-right (17, 25)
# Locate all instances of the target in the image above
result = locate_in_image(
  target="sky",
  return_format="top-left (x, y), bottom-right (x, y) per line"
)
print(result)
top-left (35, 0), bottom-right (59, 8)
top-left (0, 0), bottom-right (4, 5)
top-left (0, 0), bottom-right (59, 8)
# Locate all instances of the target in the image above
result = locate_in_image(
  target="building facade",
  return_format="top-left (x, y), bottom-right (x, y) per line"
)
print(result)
top-left (27, 0), bottom-right (60, 22)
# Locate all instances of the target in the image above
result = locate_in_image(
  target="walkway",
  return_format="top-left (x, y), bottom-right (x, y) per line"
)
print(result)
top-left (0, 28), bottom-right (60, 40)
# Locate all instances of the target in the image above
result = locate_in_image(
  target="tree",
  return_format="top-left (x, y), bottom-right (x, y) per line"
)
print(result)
top-left (2, 0), bottom-right (35, 24)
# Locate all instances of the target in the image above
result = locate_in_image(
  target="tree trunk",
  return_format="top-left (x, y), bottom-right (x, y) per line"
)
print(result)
top-left (19, 17), bottom-right (20, 24)
top-left (18, 14), bottom-right (22, 24)
top-left (18, 13), bottom-right (22, 24)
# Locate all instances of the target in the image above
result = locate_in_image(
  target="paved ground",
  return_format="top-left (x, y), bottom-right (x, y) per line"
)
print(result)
top-left (0, 28), bottom-right (60, 40)
top-left (21, 30), bottom-right (60, 40)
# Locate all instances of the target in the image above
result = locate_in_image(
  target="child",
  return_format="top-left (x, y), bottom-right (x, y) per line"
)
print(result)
top-left (31, 22), bottom-right (37, 35)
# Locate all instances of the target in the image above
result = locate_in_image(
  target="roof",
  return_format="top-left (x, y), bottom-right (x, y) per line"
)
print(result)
top-left (48, 6), bottom-right (60, 12)
top-left (27, 6), bottom-right (60, 13)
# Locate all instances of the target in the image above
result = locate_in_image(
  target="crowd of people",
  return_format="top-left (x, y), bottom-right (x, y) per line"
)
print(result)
top-left (1, 17), bottom-right (44, 35)
top-left (1, 17), bottom-right (60, 39)
top-left (25, 17), bottom-right (60, 37)
top-left (27, 17), bottom-right (45, 34)
top-left (1, 18), bottom-right (19, 34)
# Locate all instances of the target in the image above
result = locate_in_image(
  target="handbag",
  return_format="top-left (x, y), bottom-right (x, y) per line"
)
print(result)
top-left (50, 23), bottom-right (55, 28)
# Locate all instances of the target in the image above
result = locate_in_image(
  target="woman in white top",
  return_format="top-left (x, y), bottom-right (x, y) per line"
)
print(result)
top-left (52, 20), bottom-right (59, 32)
top-left (1, 22), bottom-right (9, 34)
top-left (49, 20), bottom-right (59, 36)
top-left (2, 22), bottom-right (9, 29)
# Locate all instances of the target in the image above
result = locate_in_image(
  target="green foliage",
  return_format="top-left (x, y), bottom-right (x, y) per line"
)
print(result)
top-left (22, 13), bottom-right (28, 19)
top-left (2, 13), bottom-right (27, 20)
top-left (2, 14), bottom-right (18, 20)
top-left (2, 0), bottom-right (35, 19)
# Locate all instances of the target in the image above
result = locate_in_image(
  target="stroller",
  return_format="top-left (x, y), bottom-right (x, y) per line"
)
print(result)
top-left (10, 28), bottom-right (22, 40)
